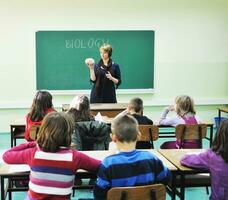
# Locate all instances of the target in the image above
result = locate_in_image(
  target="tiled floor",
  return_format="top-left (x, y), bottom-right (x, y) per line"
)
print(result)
top-left (0, 131), bottom-right (212, 200)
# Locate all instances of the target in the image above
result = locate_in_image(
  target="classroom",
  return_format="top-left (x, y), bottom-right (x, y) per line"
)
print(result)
top-left (0, 0), bottom-right (228, 200)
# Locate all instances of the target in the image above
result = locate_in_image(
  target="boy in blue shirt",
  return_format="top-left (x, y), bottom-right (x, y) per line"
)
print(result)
top-left (94, 114), bottom-right (170, 200)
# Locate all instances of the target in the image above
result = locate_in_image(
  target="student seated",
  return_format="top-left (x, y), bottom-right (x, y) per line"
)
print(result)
top-left (67, 95), bottom-right (94, 122)
top-left (181, 119), bottom-right (228, 200)
top-left (68, 94), bottom-right (111, 150)
top-left (3, 112), bottom-right (100, 200)
top-left (119, 97), bottom-right (153, 125)
top-left (117, 97), bottom-right (153, 149)
top-left (25, 90), bottom-right (56, 141)
top-left (159, 95), bottom-right (201, 149)
top-left (94, 114), bottom-right (170, 200)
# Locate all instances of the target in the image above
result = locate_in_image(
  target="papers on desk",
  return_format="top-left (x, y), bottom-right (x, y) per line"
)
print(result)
top-left (0, 150), bottom-right (6, 163)
top-left (8, 164), bottom-right (30, 173)
top-left (185, 150), bottom-right (206, 156)
top-left (95, 112), bottom-right (104, 123)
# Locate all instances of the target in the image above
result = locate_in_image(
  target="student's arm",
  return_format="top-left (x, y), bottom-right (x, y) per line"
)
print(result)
top-left (94, 164), bottom-right (111, 200)
top-left (180, 150), bottom-right (210, 170)
top-left (115, 108), bottom-right (130, 118)
top-left (159, 107), bottom-right (181, 126)
top-left (73, 151), bottom-right (101, 172)
top-left (3, 142), bottom-right (36, 165)
top-left (154, 158), bottom-right (171, 185)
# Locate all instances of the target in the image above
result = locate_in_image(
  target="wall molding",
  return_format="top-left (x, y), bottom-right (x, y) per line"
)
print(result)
top-left (0, 98), bottom-right (227, 109)
top-left (49, 89), bottom-right (155, 95)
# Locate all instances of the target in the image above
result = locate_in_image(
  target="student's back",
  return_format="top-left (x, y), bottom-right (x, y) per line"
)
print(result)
top-left (94, 150), bottom-right (169, 194)
top-left (117, 98), bottom-right (153, 149)
top-left (25, 91), bottom-right (55, 141)
top-left (94, 114), bottom-right (170, 200)
top-left (181, 119), bottom-right (228, 200)
top-left (132, 113), bottom-right (153, 125)
top-left (159, 95), bottom-right (201, 149)
top-left (4, 112), bottom-right (100, 200)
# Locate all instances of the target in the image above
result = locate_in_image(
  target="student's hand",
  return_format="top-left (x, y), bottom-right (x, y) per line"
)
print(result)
top-left (106, 72), bottom-right (113, 80)
top-left (85, 58), bottom-right (95, 69)
top-left (167, 105), bottom-right (175, 111)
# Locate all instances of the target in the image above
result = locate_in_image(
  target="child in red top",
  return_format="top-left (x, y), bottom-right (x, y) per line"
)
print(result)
top-left (3, 112), bottom-right (100, 200)
top-left (25, 90), bottom-right (56, 141)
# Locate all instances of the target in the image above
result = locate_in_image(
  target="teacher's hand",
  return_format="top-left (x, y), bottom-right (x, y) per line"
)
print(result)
top-left (106, 72), bottom-right (113, 80)
top-left (85, 58), bottom-right (95, 70)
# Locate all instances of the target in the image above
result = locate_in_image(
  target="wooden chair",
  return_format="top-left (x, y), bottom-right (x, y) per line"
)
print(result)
top-left (172, 124), bottom-right (210, 198)
top-left (138, 125), bottom-right (159, 149)
top-left (175, 124), bottom-right (207, 148)
top-left (29, 125), bottom-right (40, 141)
top-left (11, 125), bottom-right (25, 147)
top-left (107, 184), bottom-right (166, 200)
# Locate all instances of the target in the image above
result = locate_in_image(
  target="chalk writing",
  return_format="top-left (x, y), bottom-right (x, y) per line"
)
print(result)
top-left (65, 38), bottom-right (110, 49)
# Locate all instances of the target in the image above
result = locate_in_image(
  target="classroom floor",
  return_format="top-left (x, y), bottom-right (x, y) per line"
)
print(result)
top-left (0, 131), bottom-right (213, 200)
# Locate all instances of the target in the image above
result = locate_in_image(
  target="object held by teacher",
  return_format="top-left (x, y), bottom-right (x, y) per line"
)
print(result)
top-left (85, 43), bottom-right (121, 103)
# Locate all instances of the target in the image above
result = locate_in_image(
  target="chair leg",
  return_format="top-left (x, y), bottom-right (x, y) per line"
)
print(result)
top-left (72, 188), bottom-right (75, 197)
top-left (150, 188), bottom-right (156, 200)
top-left (206, 186), bottom-right (209, 195)
top-left (120, 191), bottom-right (127, 200)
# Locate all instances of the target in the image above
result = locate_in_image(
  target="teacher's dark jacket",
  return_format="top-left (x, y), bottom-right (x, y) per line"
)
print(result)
top-left (90, 59), bottom-right (121, 103)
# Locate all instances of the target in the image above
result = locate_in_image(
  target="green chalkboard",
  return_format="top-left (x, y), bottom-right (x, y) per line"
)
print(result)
top-left (36, 31), bottom-right (154, 90)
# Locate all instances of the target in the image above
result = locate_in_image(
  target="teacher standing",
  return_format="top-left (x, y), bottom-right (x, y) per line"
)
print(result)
top-left (85, 44), bottom-right (121, 103)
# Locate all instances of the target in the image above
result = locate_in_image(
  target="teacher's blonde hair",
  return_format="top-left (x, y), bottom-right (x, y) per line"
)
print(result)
top-left (100, 43), bottom-right (112, 57)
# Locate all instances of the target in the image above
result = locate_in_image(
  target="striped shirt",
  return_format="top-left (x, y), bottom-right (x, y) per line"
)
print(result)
top-left (29, 149), bottom-right (75, 196)
top-left (94, 150), bottom-right (170, 200)
top-left (2, 142), bottom-right (100, 200)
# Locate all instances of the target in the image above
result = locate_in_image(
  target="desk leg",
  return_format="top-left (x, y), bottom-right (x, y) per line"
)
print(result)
top-left (1, 176), bottom-right (7, 200)
top-left (180, 174), bottom-right (185, 200)
top-left (10, 126), bottom-right (13, 148)
top-left (218, 109), bottom-right (221, 127)
top-left (8, 178), bottom-right (12, 200)
top-left (209, 125), bottom-right (213, 148)
top-left (1, 176), bottom-right (4, 200)
top-left (171, 172), bottom-right (176, 200)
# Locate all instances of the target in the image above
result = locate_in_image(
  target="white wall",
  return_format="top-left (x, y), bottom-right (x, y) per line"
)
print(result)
top-left (0, 0), bottom-right (227, 131)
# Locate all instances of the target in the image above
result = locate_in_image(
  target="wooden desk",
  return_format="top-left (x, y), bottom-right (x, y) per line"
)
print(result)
top-left (63, 103), bottom-right (128, 117)
top-left (0, 150), bottom-right (176, 200)
top-left (158, 149), bottom-right (210, 200)
top-left (10, 119), bottom-right (26, 147)
top-left (9, 117), bottom-right (214, 148)
top-left (218, 107), bottom-right (228, 126)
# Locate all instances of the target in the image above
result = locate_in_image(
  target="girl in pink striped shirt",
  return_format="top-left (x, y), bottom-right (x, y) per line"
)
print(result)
top-left (3, 112), bottom-right (100, 200)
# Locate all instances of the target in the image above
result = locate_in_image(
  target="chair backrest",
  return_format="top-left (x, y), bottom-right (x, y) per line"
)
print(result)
top-left (175, 124), bottom-right (207, 148)
top-left (29, 125), bottom-right (40, 140)
top-left (138, 125), bottom-right (159, 149)
top-left (107, 184), bottom-right (166, 200)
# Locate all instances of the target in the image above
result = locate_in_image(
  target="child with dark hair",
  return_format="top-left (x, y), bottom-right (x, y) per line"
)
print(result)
top-left (117, 97), bottom-right (153, 149)
top-left (94, 114), bottom-right (170, 200)
top-left (25, 90), bottom-right (56, 141)
top-left (3, 112), bottom-right (100, 200)
top-left (128, 97), bottom-right (153, 125)
top-left (181, 119), bottom-right (228, 200)
top-left (67, 95), bottom-right (94, 122)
